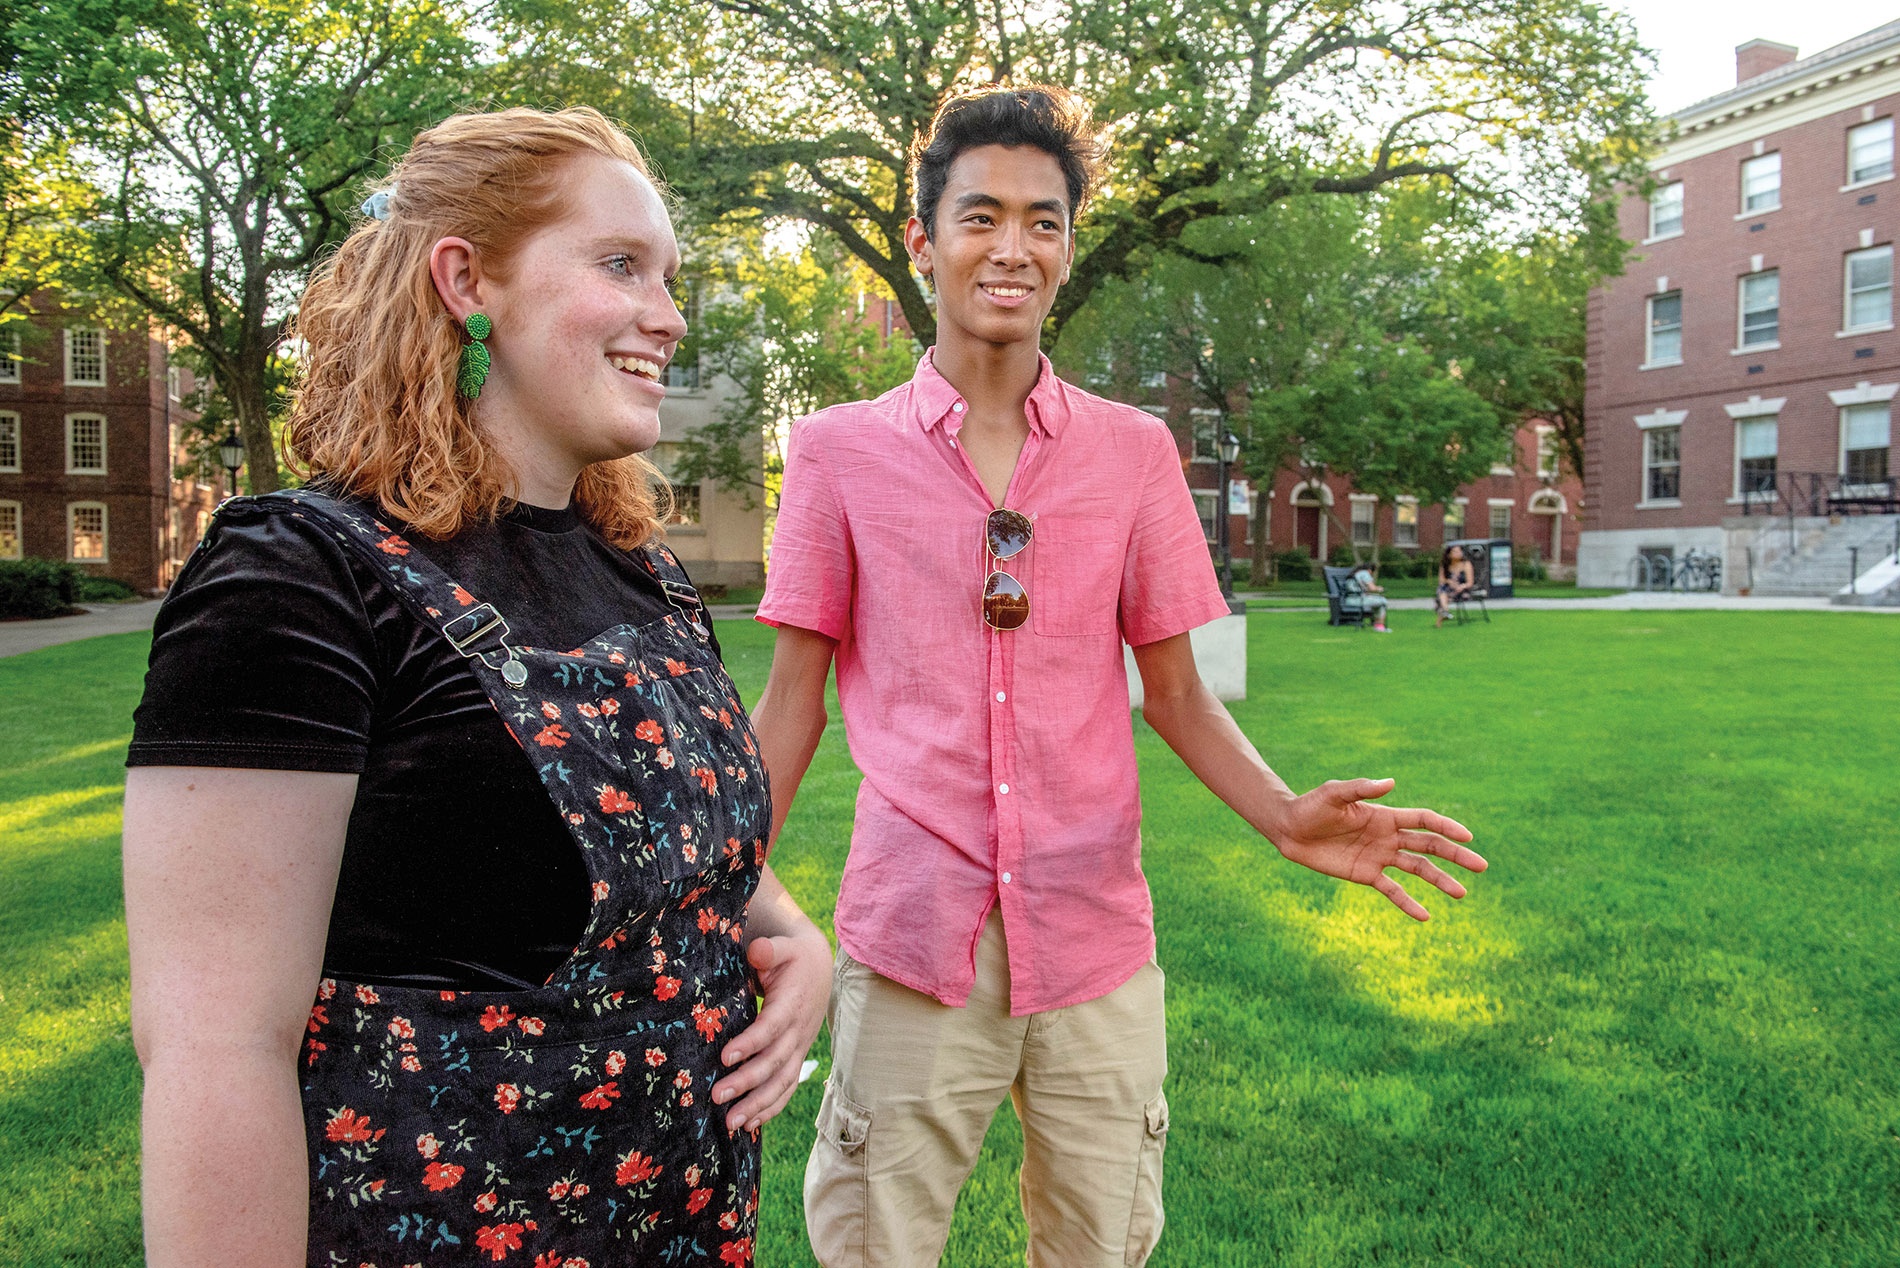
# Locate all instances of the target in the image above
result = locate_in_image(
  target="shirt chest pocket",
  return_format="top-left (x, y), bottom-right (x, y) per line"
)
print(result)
top-left (1030, 515), bottom-right (1124, 638)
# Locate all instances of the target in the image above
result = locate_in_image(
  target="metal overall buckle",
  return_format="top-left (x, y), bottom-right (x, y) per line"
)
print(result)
top-left (442, 603), bottom-right (530, 687)
top-left (658, 578), bottom-right (710, 641)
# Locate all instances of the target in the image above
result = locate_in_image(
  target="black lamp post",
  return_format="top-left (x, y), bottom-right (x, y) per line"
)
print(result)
top-left (1216, 429), bottom-right (1242, 609)
top-left (218, 429), bottom-right (245, 500)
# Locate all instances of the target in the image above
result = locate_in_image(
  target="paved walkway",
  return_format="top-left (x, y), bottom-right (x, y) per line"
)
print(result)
top-left (0, 600), bottom-right (164, 659)
top-left (5, 589), bottom-right (1893, 661)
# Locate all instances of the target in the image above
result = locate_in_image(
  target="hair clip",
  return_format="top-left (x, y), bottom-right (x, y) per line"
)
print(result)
top-left (359, 187), bottom-right (397, 221)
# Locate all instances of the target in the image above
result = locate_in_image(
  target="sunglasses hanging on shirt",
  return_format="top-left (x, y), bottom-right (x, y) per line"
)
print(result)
top-left (982, 508), bottom-right (1033, 631)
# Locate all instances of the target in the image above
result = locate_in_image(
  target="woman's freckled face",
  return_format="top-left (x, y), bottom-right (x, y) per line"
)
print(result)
top-left (475, 155), bottom-right (687, 500)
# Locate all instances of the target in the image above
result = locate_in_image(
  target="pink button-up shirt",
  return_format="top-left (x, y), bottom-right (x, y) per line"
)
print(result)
top-left (758, 352), bottom-right (1230, 1014)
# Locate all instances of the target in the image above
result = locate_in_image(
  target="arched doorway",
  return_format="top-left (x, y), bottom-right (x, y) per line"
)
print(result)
top-left (1528, 489), bottom-right (1567, 568)
top-left (1289, 481), bottom-right (1332, 560)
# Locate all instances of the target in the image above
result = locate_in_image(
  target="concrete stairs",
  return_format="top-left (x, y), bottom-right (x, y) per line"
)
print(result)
top-left (1744, 514), bottom-right (1899, 597)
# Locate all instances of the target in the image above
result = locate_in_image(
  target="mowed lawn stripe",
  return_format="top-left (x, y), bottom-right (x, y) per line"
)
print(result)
top-left (0, 614), bottom-right (1894, 1266)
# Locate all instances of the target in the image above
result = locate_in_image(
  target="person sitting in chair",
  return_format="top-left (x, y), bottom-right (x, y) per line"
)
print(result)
top-left (1436, 545), bottom-right (1474, 627)
top-left (1350, 563), bottom-right (1390, 632)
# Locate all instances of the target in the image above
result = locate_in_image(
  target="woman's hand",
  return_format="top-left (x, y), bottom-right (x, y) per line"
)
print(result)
top-left (713, 863), bottom-right (830, 1132)
top-left (1272, 778), bottom-right (1486, 920)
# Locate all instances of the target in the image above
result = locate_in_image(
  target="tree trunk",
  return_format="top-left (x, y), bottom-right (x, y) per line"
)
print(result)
top-left (1250, 479), bottom-right (1273, 583)
top-left (229, 366), bottom-right (281, 494)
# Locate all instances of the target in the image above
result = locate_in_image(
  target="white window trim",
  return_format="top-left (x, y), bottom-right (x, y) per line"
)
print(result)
top-left (1736, 270), bottom-right (1780, 353)
top-left (1838, 402), bottom-right (1893, 478)
top-left (1645, 182), bottom-right (1685, 242)
top-left (1486, 497), bottom-right (1517, 507)
top-left (1348, 492), bottom-right (1379, 503)
top-left (67, 501), bottom-right (108, 563)
top-left (1637, 499), bottom-right (1685, 510)
top-left (0, 329), bottom-right (20, 383)
top-left (1187, 407), bottom-right (1222, 463)
top-left (1842, 244), bottom-right (1893, 335)
top-left (1288, 480), bottom-right (1333, 507)
top-left (63, 328), bottom-right (107, 386)
top-left (1636, 408), bottom-right (1688, 429)
top-left (0, 411), bottom-right (18, 473)
top-left (1846, 118), bottom-right (1895, 187)
top-left (1729, 413), bottom-right (1780, 502)
top-left (1733, 205), bottom-right (1780, 220)
top-left (1527, 490), bottom-right (1567, 514)
top-left (1827, 381), bottom-right (1899, 407)
top-left (65, 413), bottom-right (108, 475)
top-left (0, 499), bottom-right (20, 559)
top-left (1640, 423), bottom-right (1682, 509)
top-left (1489, 464), bottom-right (1516, 476)
top-left (1643, 291), bottom-right (1684, 369)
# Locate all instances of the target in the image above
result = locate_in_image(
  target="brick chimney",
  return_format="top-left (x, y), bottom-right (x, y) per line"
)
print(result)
top-left (1736, 39), bottom-right (1799, 85)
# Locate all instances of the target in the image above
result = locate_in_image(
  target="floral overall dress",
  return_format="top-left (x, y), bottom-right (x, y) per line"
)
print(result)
top-left (277, 490), bottom-right (767, 1267)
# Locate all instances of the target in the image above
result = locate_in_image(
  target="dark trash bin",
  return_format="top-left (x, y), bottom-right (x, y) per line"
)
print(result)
top-left (1446, 538), bottom-right (1514, 600)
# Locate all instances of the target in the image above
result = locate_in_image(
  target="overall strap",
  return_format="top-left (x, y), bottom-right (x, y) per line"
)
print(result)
top-left (638, 541), bottom-right (712, 642)
top-left (251, 488), bottom-right (530, 687)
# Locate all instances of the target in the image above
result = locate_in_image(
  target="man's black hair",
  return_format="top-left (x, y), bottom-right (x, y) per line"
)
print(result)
top-left (910, 85), bottom-right (1105, 239)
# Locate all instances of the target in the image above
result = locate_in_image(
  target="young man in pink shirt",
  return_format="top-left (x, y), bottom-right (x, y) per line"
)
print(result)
top-left (746, 86), bottom-right (1486, 1267)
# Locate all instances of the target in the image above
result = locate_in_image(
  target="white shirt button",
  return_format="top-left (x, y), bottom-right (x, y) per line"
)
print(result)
top-left (952, 401), bottom-right (966, 413)
top-left (998, 783), bottom-right (1010, 795)
top-left (995, 691), bottom-right (1007, 703)
top-left (1001, 872), bottom-right (1012, 884)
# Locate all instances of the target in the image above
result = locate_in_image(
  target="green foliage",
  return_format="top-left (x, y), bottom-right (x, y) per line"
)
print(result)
top-left (630, 0), bottom-right (1658, 348)
top-left (75, 575), bottom-right (139, 602)
top-left (1273, 548), bottom-right (1314, 582)
top-left (0, 557), bottom-right (81, 619)
top-left (673, 230), bottom-right (918, 505)
top-left (10, 0), bottom-right (478, 492)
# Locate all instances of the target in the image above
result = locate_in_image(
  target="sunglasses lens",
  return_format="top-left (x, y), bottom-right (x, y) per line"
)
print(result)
top-left (983, 571), bottom-right (1029, 631)
top-left (986, 509), bottom-right (1033, 561)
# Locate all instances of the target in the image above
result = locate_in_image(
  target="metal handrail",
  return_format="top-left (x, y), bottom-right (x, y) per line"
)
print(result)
top-left (1739, 470), bottom-right (1898, 518)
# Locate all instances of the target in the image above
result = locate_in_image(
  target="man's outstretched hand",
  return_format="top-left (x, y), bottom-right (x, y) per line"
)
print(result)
top-left (1273, 778), bottom-right (1485, 920)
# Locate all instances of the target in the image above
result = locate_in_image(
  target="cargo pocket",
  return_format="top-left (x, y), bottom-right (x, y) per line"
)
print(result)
top-left (805, 1077), bottom-right (872, 1266)
top-left (1124, 1090), bottom-right (1169, 1266)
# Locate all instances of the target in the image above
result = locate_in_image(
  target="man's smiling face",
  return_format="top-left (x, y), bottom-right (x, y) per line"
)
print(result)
top-left (908, 144), bottom-right (1075, 352)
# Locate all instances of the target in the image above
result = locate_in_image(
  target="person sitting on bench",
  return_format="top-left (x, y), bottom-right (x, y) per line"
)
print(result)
top-left (1436, 545), bottom-right (1474, 627)
top-left (1351, 564), bottom-right (1391, 632)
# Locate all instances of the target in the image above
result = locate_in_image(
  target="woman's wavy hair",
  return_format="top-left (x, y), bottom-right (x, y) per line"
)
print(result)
top-left (287, 106), bottom-right (670, 547)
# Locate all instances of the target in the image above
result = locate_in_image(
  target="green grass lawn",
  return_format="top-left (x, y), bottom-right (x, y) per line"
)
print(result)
top-left (3, 612), bottom-right (1898, 1265)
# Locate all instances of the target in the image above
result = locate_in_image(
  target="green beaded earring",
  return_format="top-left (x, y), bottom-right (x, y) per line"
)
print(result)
top-left (457, 312), bottom-right (493, 399)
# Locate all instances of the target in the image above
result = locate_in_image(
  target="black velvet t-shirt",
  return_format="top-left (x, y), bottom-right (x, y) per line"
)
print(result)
top-left (128, 495), bottom-right (717, 989)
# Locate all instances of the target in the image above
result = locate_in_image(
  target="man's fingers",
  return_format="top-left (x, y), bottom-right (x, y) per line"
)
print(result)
top-left (1371, 872), bottom-right (1430, 921)
top-left (726, 1067), bottom-right (799, 1131)
top-left (1331, 777), bottom-right (1395, 804)
top-left (720, 997), bottom-right (792, 1069)
top-left (1396, 830), bottom-right (1487, 873)
top-left (1393, 807), bottom-right (1475, 844)
top-left (746, 934), bottom-right (783, 973)
top-left (1392, 851), bottom-right (1466, 900)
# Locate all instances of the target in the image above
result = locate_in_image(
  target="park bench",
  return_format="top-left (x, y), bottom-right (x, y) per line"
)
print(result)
top-left (1322, 566), bottom-right (1377, 629)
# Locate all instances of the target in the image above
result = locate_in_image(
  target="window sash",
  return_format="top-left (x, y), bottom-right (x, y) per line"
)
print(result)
top-left (1846, 446), bottom-right (1890, 483)
top-left (1189, 410), bottom-right (1220, 462)
top-left (1844, 402), bottom-right (1891, 451)
top-left (1740, 271), bottom-right (1779, 346)
top-left (1649, 182), bottom-right (1683, 237)
top-left (69, 504), bottom-right (107, 560)
top-left (0, 501), bottom-right (18, 559)
top-left (1645, 426), bottom-right (1681, 501)
top-left (1394, 503), bottom-right (1419, 546)
top-left (65, 328), bottom-right (106, 385)
top-left (67, 415), bottom-right (106, 473)
top-left (1850, 119), bottom-right (1895, 184)
top-left (0, 413), bottom-right (17, 471)
top-left (1648, 293), bottom-right (1682, 362)
top-left (1443, 504), bottom-right (1465, 533)
top-left (1350, 500), bottom-right (1376, 545)
top-left (1741, 153), bottom-right (1781, 211)
top-left (1847, 246), bottom-right (1893, 329)
top-left (1488, 505), bottom-right (1511, 538)
top-left (0, 330), bottom-right (19, 383)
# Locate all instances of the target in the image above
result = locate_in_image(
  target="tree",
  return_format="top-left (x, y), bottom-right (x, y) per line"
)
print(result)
top-left (656, 0), bottom-right (1655, 348)
top-left (675, 227), bottom-right (918, 507)
top-left (12, 0), bottom-right (475, 491)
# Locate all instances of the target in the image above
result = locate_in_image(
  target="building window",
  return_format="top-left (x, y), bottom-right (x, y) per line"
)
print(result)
top-left (66, 414), bottom-right (106, 474)
top-left (1394, 501), bottom-right (1419, 547)
top-left (1740, 152), bottom-right (1780, 213)
top-left (1536, 428), bottom-right (1559, 477)
top-left (1845, 245), bottom-right (1893, 332)
top-left (0, 501), bottom-right (18, 558)
top-left (1644, 426), bottom-right (1682, 501)
top-left (68, 502), bottom-right (107, 561)
top-left (167, 365), bottom-right (182, 401)
top-left (1648, 181), bottom-right (1684, 238)
top-left (64, 328), bottom-right (106, 386)
top-left (1350, 498), bottom-right (1376, 546)
top-left (666, 481), bottom-right (702, 524)
top-left (1842, 403), bottom-right (1891, 484)
top-left (1848, 117), bottom-right (1894, 185)
top-left (1443, 501), bottom-right (1466, 538)
top-left (1193, 490), bottom-right (1218, 542)
top-left (0, 412), bottom-right (17, 473)
top-left (1739, 270), bottom-right (1779, 347)
top-left (1188, 409), bottom-right (1220, 462)
top-left (1736, 415), bottom-right (1778, 496)
top-left (1139, 368), bottom-right (1168, 389)
top-left (1646, 292), bottom-right (1682, 364)
top-left (1489, 503), bottom-right (1512, 539)
top-left (0, 329), bottom-right (19, 383)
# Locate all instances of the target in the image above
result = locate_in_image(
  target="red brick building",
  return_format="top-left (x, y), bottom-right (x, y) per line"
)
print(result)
top-left (1578, 21), bottom-right (1900, 586)
top-left (0, 306), bottom-right (221, 592)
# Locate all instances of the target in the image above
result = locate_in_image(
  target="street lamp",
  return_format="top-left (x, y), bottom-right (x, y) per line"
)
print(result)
top-left (1216, 429), bottom-right (1242, 609)
top-left (217, 429), bottom-right (245, 500)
